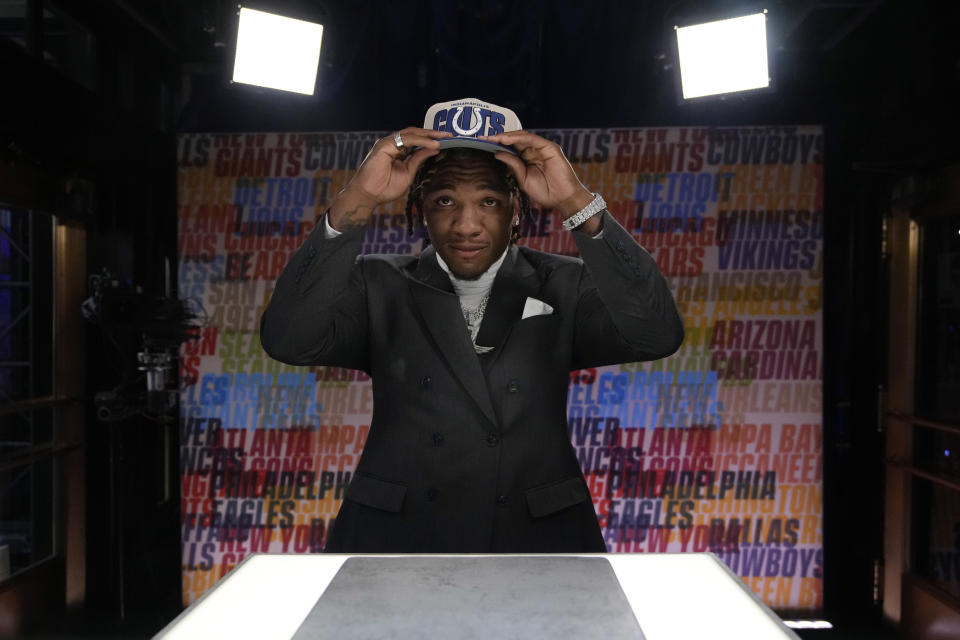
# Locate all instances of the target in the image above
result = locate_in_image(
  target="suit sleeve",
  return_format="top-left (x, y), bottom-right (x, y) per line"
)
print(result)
top-left (569, 210), bottom-right (684, 369)
top-left (259, 224), bottom-right (371, 371)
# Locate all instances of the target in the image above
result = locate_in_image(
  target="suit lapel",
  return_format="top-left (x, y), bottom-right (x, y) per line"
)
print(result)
top-left (475, 245), bottom-right (540, 352)
top-left (409, 247), bottom-right (499, 427)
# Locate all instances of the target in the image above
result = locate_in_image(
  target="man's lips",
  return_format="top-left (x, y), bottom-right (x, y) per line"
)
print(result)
top-left (450, 244), bottom-right (486, 259)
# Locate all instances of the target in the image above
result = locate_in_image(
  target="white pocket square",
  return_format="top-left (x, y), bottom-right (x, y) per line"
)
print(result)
top-left (521, 297), bottom-right (554, 319)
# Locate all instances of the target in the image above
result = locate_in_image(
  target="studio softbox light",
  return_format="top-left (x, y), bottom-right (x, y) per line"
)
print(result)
top-left (232, 7), bottom-right (324, 95)
top-left (675, 11), bottom-right (770, 100)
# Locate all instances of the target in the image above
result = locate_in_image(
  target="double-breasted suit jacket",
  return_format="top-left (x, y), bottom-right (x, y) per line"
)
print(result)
top-left (260, 210), bottom-right (684, 553)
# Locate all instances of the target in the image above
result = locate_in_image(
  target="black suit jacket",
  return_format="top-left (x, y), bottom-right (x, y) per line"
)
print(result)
top-left (260, 211), bottom-right (684, 552)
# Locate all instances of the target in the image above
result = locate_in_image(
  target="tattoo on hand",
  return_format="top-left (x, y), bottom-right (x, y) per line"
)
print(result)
top-left (337, 204), bottom-right (373, 231)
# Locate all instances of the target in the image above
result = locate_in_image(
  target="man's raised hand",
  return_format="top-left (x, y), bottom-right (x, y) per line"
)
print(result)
top-left (479, 130), bottom-right (595, 218)
top-left (329, 128), bottom-right (452, 231)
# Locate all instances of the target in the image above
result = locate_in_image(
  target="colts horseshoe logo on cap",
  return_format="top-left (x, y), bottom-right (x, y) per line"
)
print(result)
top-left (423, 98), bottom-right (522, 153)
top-left (450, 106), bottom-right (483, 136)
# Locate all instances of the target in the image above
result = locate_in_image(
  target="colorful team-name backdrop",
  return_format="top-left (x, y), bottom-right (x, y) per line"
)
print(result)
top-left (177, 125), bottom-right (824, 611)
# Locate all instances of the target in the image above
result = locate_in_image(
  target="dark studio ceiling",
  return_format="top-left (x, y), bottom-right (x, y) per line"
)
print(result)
top-left (3, 0), bottom-right (960, 173)
top-left (114, 0), bottom-right (960, 171)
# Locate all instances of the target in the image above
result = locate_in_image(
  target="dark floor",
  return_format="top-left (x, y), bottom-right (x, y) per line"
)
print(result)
top-left (22, 606), bottom-right (177, 639)
top-left (794, 621), bottom-right (902, 640)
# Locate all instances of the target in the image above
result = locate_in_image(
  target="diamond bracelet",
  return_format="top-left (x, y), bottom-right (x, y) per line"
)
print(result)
top-left (561, 193), bottom-right (607, 231)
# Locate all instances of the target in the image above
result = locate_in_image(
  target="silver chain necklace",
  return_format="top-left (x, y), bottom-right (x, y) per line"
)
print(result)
top-left (460, 292), bottom-right (491, 341)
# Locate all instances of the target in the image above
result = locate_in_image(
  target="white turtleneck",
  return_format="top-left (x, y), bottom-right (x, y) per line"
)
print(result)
top-left (433, 248), bottom-right (507, 351)
top-left (434, 248), bottom-right (507, 309)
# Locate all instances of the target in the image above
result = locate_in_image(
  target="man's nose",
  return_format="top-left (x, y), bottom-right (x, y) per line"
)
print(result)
top-left (452, 205), bottom-right (483, 235)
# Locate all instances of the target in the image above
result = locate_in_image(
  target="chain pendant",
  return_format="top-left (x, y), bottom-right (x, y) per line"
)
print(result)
top-left (461, 292), bottom-right (491, 348)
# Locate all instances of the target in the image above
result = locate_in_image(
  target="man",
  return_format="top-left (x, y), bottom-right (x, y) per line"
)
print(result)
top-left (260, 98), bottom-right (684, 553)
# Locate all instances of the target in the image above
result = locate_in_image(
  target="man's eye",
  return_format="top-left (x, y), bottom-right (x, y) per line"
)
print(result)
top-left (483, 198), bottom-right (500, 206)
top-left (435, 196), bottom-right (453, 206)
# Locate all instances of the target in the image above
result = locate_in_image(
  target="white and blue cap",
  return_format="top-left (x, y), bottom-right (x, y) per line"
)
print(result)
top-left (424, 97), bottom-right (521, 155)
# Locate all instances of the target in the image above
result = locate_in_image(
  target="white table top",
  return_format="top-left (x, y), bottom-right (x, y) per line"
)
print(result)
top-left (157, 553), bottom-right (800, 640)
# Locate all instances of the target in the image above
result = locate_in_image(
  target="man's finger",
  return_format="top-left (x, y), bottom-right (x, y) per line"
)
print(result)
top-left (405, 146), bottom-right (440, 176)
top-left (492, 151), bottom-right (528, 183)
top-left (395, 128), bottom-right (453, 144)
top-left (480, 130), bottom-right (548, 151)
top-left (399, 127), bottom-right (452, 138)
top-left (390, 130), bottom-right (451, 152)
top-left (395, 134), bottom-right (446, 149)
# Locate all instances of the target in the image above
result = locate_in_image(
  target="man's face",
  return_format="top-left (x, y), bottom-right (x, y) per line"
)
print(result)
top-left (421, 156), bottom-right (517, 280)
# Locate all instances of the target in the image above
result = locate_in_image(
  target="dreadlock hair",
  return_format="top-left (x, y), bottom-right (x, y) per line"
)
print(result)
top-left (404, 148), bottom-right (532, 244)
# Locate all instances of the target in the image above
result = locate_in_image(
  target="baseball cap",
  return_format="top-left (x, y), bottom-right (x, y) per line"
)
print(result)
top-left (423, 98), bottom-right (521, 154)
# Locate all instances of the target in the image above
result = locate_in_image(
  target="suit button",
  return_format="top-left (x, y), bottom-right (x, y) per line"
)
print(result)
top-left (420, 376), bottom-right (432, 388)
top-left (496, 495), bottom-right (509, 506)
top-left (426, 488), bottom-right (438, 501)
top-left (616, 241), bottom-right (625, 251)
top-left (432, 432), bottom-right (444, 446)
top-left (485, 434), bottom-right (499, 447)
top-left (507, 379), bottom-right (519, 394)
top-left (308, 245), bottom-right (317, 256)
